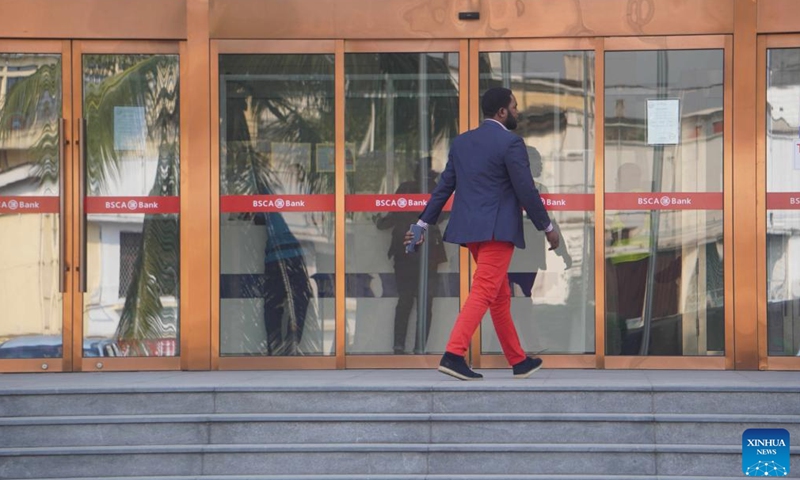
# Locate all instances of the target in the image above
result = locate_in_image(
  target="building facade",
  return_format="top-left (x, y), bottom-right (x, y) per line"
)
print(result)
top-left (0, 0), bottom-right (797, 372)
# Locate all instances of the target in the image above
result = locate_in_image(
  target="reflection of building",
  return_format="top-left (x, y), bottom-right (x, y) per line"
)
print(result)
top-left (766, 81), bottom-right (800, 355)
top-left (0, 55), bottom-right (61, 344)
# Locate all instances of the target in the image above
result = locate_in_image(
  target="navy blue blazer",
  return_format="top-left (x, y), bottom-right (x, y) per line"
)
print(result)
top-left (419, 120), bottom-right (551, 249)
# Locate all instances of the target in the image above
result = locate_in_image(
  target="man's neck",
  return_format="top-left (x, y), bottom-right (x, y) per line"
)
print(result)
top-left (485, 118), bottom-right (508, 131)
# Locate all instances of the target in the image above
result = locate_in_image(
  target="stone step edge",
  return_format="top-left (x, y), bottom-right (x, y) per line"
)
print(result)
top-left (3, 443), bottom-right (786, 457)
top-left (1, 412), bottom-right (799, 425)
top-left (17, 475), bottom-right (767, 480)
top-left (4, 385), bottom-right (800, 396)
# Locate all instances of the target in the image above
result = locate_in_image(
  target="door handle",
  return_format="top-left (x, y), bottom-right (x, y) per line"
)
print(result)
top-left (58, 119), bottom-right (66, 293)
top-left (78, 118), bottom-right (87, 293)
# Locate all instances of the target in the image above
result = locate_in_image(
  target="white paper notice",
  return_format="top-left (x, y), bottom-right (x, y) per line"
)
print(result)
top-left (114, 106), bottom-right (146, 151)
top-left (646, 99), bottom-right (680, 145)
top-left (794, 139), bottom-right (800, 171)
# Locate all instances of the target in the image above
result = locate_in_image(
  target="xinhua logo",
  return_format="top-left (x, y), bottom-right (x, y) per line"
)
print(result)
top-left (742, 428), bottom-right (790, 476)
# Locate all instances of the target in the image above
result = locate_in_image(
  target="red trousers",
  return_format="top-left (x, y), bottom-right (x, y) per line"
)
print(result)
top-left (445, 240), bottom-right (527, 366)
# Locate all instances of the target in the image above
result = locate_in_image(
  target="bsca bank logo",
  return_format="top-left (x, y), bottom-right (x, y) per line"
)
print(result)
top-left (397, 197), bottom-right (408, 208)
top-left (742, 428), bottom-right (790, 476)
top-left (7, 199), bottom-right (18, 211)
top-left (660, 195), bottom-right (671, 207)
top-left (127, 199), bottom-right (138, 211)
top-left (275, 198), bottom-right (285, 209)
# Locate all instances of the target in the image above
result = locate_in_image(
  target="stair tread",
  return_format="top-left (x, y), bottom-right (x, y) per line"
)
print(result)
top-left (16, 476), bottom-right (773, 480)
top-left (2, 412), bottom-right (799, 424)
top-left (0, 442), bottom-right (763, 455)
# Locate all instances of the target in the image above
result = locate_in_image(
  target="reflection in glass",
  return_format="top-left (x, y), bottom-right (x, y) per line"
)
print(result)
top-left (345, 52), bottom-right (460, 354)
top-left (478, 51), bottom-right (596, 355)
top-left (219, 55), bottom-right (335, 356)
top-left (83, 54), bottom-right (180, 357)
top-left (766, 49), bottom-right (800, 356)
top-left (604, 50), bottom-right (724, 356)
top-left (0, 54), bottom-right (62, 359)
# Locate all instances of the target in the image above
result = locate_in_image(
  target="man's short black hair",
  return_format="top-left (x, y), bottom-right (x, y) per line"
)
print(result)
top-left (481, 87), bottom-right (513, 118)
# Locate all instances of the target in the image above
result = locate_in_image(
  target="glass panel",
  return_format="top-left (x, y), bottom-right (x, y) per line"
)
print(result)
top-left (766, 48), bottom-right (800, 356)
top-left (0, 53), bottom-right (62, 359)
top-left (478, 51), bottom-right (596, 355)
top-left (604, 50), bottom-right (724, 356)
top-left (345, 52), bottom-right (460, 355)
top-left (219, 54), bottom-right (335, 356)
top-left (83, 54), bottom-right (180, 357)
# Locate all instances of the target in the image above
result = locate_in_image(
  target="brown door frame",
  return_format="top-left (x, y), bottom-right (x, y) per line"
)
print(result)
top-left (341, 39), bottom-right (469, 369)
top-left (600, 35), bottom-right (734, 370)
top-left (0, 40), bottom-right (73, 373)
top-left (468, 37), bottom-right (599, 370)
top-left (210, 39), bottom-right (340, 370)
top-left (210, 39), bottom-right (470, 370)
top-left (70, 40), bottom-right (183, 372)
top-left (756, 34), bottom-right (800, 371)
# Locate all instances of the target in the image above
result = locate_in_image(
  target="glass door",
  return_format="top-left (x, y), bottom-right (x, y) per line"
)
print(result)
top-left (343, 40), bottom-right (467, 368)
top-left (758, 35), bottom-right (800, 370)
top-left (72, 41), bottom-right (182, 371)
top-left (212, 40), bottom-right (338, 369)
top-left (602, 36), bottom-right (733, 369)
top-left (469, 39), bottom-right (598, 370)
top-left (0, 41), bottom-right (72, 372)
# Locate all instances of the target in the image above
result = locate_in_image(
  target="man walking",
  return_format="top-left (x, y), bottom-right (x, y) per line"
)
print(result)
top-left (407, 87), bottom-right (559, 380)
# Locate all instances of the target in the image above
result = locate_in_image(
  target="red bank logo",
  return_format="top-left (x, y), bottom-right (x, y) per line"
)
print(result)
top-left (1, 199), bottom-right (39, 210)
top-left (375, 198), bottom-right (427, 208)
top-left (252, 198), bottom-right (305, 209)
top-left (105, 200), bottom-right (160, 210)
top-left (544, 198), bottom-right (566, 207)
top-left (637, 196), bottom-right (692, 206)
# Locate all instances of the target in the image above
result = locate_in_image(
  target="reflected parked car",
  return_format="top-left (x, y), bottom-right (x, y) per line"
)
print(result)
top-left (0, 335), bottom-right (63, 358)
top-left (83, 338), bottom-right (121, 357)
top-left (0, 335), bottom-right (122, 359)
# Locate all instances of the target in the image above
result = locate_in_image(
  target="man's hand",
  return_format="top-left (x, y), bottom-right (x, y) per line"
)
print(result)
top-left (545, 228), bottom-right (560, 251)
top-left (404, 228), bottom-right (425, 248)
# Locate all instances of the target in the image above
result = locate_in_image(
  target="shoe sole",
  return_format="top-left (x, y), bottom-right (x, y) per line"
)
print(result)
top-left (438, 365), bottom-right (483, 381)
top-left (513, 363), bottom-right (542, 379)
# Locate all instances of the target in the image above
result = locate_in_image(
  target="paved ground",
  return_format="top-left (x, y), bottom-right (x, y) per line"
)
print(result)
top-left (1, 369), bottom-right (799, 394)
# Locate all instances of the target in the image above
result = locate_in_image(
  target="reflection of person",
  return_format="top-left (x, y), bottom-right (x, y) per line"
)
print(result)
top-left (377, 161), bottom-right (447, 354)
top-left (607, 162), bottom-right (650, 354)
top-left (509, 146), bottom-right (572, 297)
top-left (255, 194), bottom-right (314, 356)
top-left (409, 87), bottom-right (559, 380)
top-left (225, 94), bottom-right (316, 356)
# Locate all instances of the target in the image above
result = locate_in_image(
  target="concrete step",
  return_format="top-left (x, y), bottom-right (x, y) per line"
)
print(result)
top-left (5, 443), bottom-right (796, 478)
top-left (13, 476), bottom-right (786, 480)
top-left (3, 389), bottom-right (800, 417)
top-left (1, 370), bottom-right (798, 479)
top-left (0, 413), bottom-right (798, 448)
